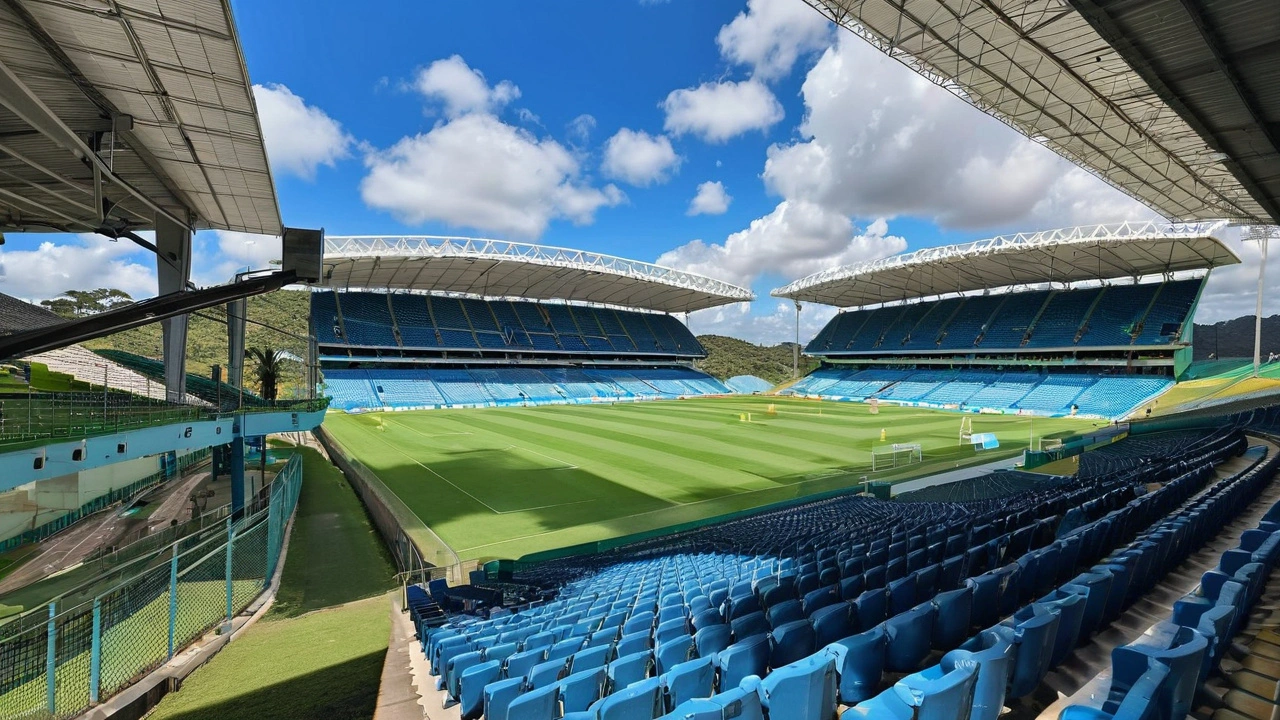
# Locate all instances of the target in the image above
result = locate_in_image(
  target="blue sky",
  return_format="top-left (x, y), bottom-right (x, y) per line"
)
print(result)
top-left (4, 0), bottom-right (1268, 342)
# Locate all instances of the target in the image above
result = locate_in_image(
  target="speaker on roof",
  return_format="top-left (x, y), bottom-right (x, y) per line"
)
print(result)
top-left (282, 228), bottom-right (324, 283)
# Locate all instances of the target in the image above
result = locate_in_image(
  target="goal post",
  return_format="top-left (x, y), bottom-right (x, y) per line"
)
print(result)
top-left (871, 442), bottom-right (923, 471)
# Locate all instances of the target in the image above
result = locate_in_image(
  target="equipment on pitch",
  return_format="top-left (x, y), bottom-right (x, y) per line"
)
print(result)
top-left (871, 442), bottom-right (922, 470)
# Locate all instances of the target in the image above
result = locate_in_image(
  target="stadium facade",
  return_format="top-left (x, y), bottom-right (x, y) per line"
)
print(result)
top-left (314, 236), bottom-right (754, 412)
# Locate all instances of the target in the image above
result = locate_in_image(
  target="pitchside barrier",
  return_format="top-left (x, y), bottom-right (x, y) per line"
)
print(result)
top-left (314, 426), bottom-right (461, 586)
top-left (0, 453), bottom-right (303, 720)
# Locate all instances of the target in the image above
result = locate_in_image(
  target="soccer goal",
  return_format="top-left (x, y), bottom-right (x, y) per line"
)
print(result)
top-left (871, 442), bottom-right (923, 471)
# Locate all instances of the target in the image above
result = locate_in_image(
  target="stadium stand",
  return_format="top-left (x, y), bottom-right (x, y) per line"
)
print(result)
top-left (725, 376), bottom-right (773, 394)
top-left (0, 291), bottom-right (64, 336)
top-left (94, 349), bottom-right (267, 409)
top-left (322, 366), bottom-right (731, 412)
top-left (25, 345), bottom-right (171, 402)
top-left (783, 367), bottom-right (1171, 419)
top-left (808, 279), bottom-right (1201, 356)
top-left (414, 427), bottom-right (1268, 720)
top-left (314, 292), bottom-right (707, 359)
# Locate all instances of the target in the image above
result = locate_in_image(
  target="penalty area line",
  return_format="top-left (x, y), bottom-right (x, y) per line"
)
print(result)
top-left (505, 445), bottom-right (580, 470)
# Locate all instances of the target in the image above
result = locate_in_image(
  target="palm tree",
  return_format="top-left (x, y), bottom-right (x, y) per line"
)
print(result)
top-left (247, 347), bottom-right (285, 401)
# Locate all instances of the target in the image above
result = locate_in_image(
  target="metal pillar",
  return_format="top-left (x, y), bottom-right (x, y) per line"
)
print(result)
top-left (227, 297), bottom-right (247, 397)
top-left (308, 336), bottom-right (319, 399)
top-left (157, 214), bottom-right (192, 403)
top-left (793, 302), bottom-right (801, 378)
top-left (1254, 227), bottom-right (1272, 377)
top-left (230, 418), bottom-right (245, 516)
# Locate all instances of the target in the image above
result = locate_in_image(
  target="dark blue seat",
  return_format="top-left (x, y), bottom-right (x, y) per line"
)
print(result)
top-left (1066, 570), bottom-right (1113, 640)
top-left (694, 623), bottom-right (732, 658)
top-left (803, 584), bottom-right (839, 616)
top-left (767, 599), bottom-right (804, 629)
top-left (732, 611), bottom-right (769, 641)
top-left (842, 658), bottom-right (977, 720)
top-left (857, 587), bottom-right (888, 630)
top-left (716, 633), bottom-right (769, 689)
top-left (1003, 603), bottom-right (1060, 698)
top-left (1038, 588), bottom-right (1087, 668)
top-left (943, 626), bottom-right (1015, 720)
top-left (1059, 659), bottom-right (1171, 720)
top-left (888, 574), bottom-right (917, 617)
top-left (770, 618), bottom-right (816, 668)
top-left (825, 625), bottom-right (887, 705)
top-left (811, 601), bottom-right (855, 648)
top-left (1109, 623), bottom-right (1208, 720)
top-left (932, 586), bottom-right (973, 650)
top-left (885, 602), bottom-right (936, 672)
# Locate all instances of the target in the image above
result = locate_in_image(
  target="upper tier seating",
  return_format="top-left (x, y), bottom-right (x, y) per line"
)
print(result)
top-left (809, 278), bottom-right (1203, 356)
top-left (784, 367), bottom-right (1172, 419)
top-left (419, 428), bottom-right (1260, 720)
top-left (323, 365), bottom-right (730, 411)
top-left (313, 292), bottom-right (706, 358)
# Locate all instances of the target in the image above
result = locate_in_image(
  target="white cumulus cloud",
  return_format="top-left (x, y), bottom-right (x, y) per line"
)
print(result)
top-left (412, 55), bottom-right (520, 118)
top-left (688, 181), bottom-right (732, 216)
top-left (687, 300), bottom-right (838, 346)
top-left (659, 202), bottom-right (905, 289)
top-left (601, 129), bottom-right (681, 186)
top-left (716, 0), bottom-right (833, 81)
top-left (662, 80), bottom-right (784, 143)
top-left (0, 235), bottom-right (158, 301)
top-left (253, 83), bottom-right (353, 180)
top-left (361, 113), bottom-right (623, 238)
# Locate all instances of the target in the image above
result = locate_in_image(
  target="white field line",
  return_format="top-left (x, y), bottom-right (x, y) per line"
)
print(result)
top-left (505, 445), bottom-right (580, 470)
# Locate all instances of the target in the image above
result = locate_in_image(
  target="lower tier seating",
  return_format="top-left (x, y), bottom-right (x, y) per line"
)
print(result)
top-left (785, 367), bottom-right (1172, 419)
top-left (322, 366), bottom-right (732, 411)
top-left (417, 429), bottom-right (1261, 720)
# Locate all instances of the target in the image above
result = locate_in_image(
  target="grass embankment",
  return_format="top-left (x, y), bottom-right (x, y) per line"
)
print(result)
top-left (148, 447), bottom-right (397, 720)
top-left (323, 396), bottom-right (1093, 561)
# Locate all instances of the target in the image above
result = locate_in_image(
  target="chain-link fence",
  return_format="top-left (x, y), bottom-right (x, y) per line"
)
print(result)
top-left (0, 453), bottom-right (303, 719)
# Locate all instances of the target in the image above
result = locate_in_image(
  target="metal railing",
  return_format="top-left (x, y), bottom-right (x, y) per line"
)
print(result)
top-left (0, 454), bottom-right (303, 719)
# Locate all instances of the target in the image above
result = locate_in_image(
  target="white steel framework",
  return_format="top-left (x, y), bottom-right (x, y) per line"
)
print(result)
top-left (801, 0), bottom-right (1265, 224)
top-left (322, 236), bottom-right (754, 314)
top-left (772, 221), bottom-right (1238, 308)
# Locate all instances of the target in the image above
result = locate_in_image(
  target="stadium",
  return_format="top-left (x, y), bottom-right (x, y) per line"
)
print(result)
top-left (0, 1), bottom-right (1278, 720)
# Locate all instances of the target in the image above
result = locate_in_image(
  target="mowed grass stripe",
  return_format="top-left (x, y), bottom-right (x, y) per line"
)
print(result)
top-left (323, 397), bottom-right (1093, 559)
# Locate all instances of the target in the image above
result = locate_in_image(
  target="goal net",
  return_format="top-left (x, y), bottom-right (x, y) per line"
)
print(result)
top-left (871, 443), bottom-right (923, 471)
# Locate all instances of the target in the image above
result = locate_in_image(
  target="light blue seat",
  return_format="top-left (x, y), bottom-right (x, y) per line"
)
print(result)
top-left (626, 611), bottom-right (656, 635)
top-left (459, 659), bottom-right (501, 719)
top-left (825, 625), bottom-right (887, 704)
top-left (527, 657), bottom-right (568, 689)
top-left (596, 675), bottom-right (664, 720)
top-left (507, 681), bottom-right (560, 720)
top-left (608, 649), bottom-right (653, 693)
top-left (731, 611), bottom-right (769, 641)
top-left (943, 626), bottom-right (1015, 720)
top-left (617, 630), bottom-right (652, 658)
top-left (446, 650), bottom-right (485, 700)
top-left (1038, 589), bottom-right (1087, 668)
top-left (664, 677), bottom-right (766, 720)
top-left (1003, 603), bottom-right (1061, 698)
top-left (656, 634), bottom-right (696, 675)
top-left (657, 617), bottom-right (690, 645)
top-left (551, 637), bottom-right (587, 661)
top-left (769, 619), bottom-right (816, 668)
top-left (507, 647), bottom-right (548, 680)
top-left (660, 605), bottom-right (689, 625)
top-left (842, 659), bottom-right (978, 720)
top-left (525, 631), bottom-right (555, 651)
top-left (757, 654), bottom-right (837, 720)
top-left (932, 586), bottom-right (973, 650)
top-left (560, 666), bottom-right (609, 714)
top-left (573, 644), bottom-right (613, 673)
top-left (484, 676), bottom-right (524, 720)
top-left (692, 608), bottom-right (723, 632)
top-left (885, 602), bottom-right (936, 672)
top-left (803, 585), bottom-right (839, 616)
top-left (661, 656), bottom-right (716, 709)
top-left (694, 624), bottom-right (732, 658)
top-left (715, 633), bottom-right (769, 689)
top-left (1059, 659), bottom-right (1171, 720)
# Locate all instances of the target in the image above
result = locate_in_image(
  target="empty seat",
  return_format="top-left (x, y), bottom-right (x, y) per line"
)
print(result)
top-left (769, 619), bottom-right (816, 668)
top-left (507, 682), bottom-right (560, 720)
top-left (1003, 603), bottom-right (1061, 698)
top-left (656, 634), bottom-right (695, 675)
top-left (560, 666), bottom-right (609, 714)
top-left (932, 586), bottom-right (973, 650)
top-left (694, 624), bottom-right (732, 658)
top-left (757, 654), bottom-right (838, 720)
top-left (811, 601), bottom-right (855, 648)
top-left (716, 634), bottom-right (769, 689)
top-left (1059, 659), bottom-right (1171, 720)
top-left (825, 625), bottom-right (888, 705)
top-left (943, 626), bottom-right (1015, 720)
top-left (660, 656), bottom-right (716, 709)
top-left (607, 650), bottom-right (653, 694)
top-left (885, 602), bottom-right (936, 672)
top-left (843, 659), bottom-right (978, 720)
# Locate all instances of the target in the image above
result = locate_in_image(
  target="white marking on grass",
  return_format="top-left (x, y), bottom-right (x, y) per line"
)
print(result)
top-left (383, 418), bottom-right (473, 439)
top-left (505, 445), bottom-right (579, 470)
top-left (353, 426), bottom-right (503, 514)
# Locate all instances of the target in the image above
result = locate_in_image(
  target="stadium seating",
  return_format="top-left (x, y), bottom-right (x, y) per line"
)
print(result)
top-left (418, 426), bottom-right (1263, 720)
top-left (808, 278), bottom-right (1203, 356)
top-left (725, 375), bottom-right (773, 394)
top-left (322, 365), bottom-right (730, 411)
top-left (783, 367), bottom-right (1172, 419)
top-left (313, 291), bottom-right (706, 358)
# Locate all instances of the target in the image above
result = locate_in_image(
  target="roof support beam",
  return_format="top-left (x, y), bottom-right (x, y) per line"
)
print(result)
top-left (0, 54), bottom-right (192, 231)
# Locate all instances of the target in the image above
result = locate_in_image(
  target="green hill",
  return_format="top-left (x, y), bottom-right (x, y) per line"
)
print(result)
top-left (695, 334), bottom-right (817, 385)
top-left (83, 289), bottom-right (311, 396)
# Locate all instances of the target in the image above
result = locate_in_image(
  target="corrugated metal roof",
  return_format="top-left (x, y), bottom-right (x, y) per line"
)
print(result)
top-left (804, 0), bottom-right (1270, 223)
top-left (0, 0), bottom-right (279, 234)
top-left (322, 236), bottom-right (755, 314)
top-left (772, 221), bottom-right (1239, 308)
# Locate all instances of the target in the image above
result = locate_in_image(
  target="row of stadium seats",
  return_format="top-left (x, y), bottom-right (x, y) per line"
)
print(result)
top-left (322, 366), bottom-right (731, 411)
top-left (418, 429), bottom-right (1257, 719)
top-left (312, 291), bottom-right (706, 357)
top-left (784, 367), bottom-right (1172, 418)
top-left (724, 376), bottom-right (773, 394)
top-left (806, 278), bottom-right (1202, 355)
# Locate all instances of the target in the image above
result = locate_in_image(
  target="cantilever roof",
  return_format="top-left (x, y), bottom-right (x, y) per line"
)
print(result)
top-left (0, 0), bottom-right (280, 234)
top-left (802, 0), bottom-right (1268, 223)
top-left (772, 222), bottom-right (1239, 309)
top-left (322, 236), bottom-right (755, 314)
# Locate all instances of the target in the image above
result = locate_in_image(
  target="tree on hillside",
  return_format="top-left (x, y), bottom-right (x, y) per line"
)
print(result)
top-left (41, 288), bottom-right (134, 317)
top-left (247, 347), bottom-right (286, 401)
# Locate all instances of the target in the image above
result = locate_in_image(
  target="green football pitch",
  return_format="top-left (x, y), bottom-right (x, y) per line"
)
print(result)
top-left (322, 396), bottom-right (1097, 561)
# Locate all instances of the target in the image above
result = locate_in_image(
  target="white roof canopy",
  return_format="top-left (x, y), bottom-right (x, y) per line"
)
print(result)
top-left (0, 0), bottom-right (280, 234)
top-left (772, 221), bottom-right (1239, 308)
top-left (802, 0), bottom-right (1266, 224)
top-left (322, 236), bottom-right (755, 314)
